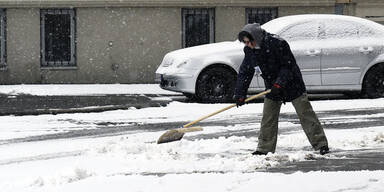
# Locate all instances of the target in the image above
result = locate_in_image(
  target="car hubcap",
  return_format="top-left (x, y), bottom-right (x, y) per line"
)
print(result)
top-left (375, 74), bottom-right (384, 95)
top-left (213, 83), bottom-right (224, 95)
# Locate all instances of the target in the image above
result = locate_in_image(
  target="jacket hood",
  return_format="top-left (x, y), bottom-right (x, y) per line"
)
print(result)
top-left (241, 23), bottom-right (265, 47)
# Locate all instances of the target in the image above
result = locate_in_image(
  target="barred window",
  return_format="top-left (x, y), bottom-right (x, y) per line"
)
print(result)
top-left (246, 8), bottom-right (278, 25)
top-left (41, 9), bottom-right (76, 68)
top-left (335, 4), bottom-right (345, 15)
top-left (0, 9), bottom-right (6, 69)
top-left (182, 8), bottom-right (215, 48)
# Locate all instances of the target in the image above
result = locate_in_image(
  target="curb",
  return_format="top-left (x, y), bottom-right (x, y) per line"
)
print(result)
top-left (0, 94), bottom-right (172, 116)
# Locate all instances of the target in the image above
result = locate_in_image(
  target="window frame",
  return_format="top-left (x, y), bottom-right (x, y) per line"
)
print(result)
top-left (245, 7), bottom-right (278, 25)
top-left (181, 8), bottom-right (215, 48)
top-left (0, 9), bottom-right (6, 70)
top-left (40, 8), bottom-right (76, 69)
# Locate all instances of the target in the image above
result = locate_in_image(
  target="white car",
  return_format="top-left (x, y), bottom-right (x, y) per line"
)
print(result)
top-left (155, 14), bottom-right (384, 102)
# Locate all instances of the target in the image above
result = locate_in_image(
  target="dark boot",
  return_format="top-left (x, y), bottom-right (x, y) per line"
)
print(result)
top-left (319, 146), bottom-right (329, 155)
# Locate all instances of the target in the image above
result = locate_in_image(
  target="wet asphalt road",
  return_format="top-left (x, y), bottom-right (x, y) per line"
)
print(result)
top-left (1, 93), bottom-right (383, 173)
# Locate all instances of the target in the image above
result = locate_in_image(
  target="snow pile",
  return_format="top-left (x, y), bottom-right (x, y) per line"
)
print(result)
top-left (30, 167), bottom-right (94, 187)
top-left (87, 135), bottom-right (322, 174)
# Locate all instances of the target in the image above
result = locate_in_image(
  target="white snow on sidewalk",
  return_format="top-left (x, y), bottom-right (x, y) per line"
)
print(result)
top-left (0, 84), bottom-right (179, 96)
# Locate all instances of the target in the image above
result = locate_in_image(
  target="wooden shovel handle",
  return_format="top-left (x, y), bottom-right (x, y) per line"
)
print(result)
top-left (183, 89), bottom-right (271, 128)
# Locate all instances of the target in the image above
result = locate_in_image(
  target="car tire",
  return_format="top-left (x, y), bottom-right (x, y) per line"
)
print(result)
top-left (363, 64), bottom-right (384, 98)
top-left (195, 66), bottom-right (236, 103)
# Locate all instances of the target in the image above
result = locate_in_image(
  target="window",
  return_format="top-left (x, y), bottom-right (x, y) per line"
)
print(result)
top-left (335, 4), bottom-right (345, 15)
top-left (321, 20), bottom-right (359, 39)
top-left (280, 22), bottom-right (319, 41)
top-left (182, 8), bottom-right (215, 48)
top-left (41, 9), bottom-right (76, 68)
top-left (246, 8), bottom-right (278, 25)
top-left (0, 9), bottom-right (6, 69)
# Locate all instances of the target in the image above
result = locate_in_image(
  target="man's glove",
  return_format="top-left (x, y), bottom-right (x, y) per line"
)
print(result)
top-left (233, 95), bottom-right (245, 107)
top-left (270, 83), bottom-right (282, 96)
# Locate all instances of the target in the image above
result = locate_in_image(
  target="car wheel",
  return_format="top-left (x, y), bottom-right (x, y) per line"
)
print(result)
top-left (363, 64), bottom-right (384, 98)
top-left (196, 66), bottom-right (236, 103)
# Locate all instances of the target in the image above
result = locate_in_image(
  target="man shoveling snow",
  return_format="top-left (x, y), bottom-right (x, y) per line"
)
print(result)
top-left (234, 23), bottom-right (329, 155)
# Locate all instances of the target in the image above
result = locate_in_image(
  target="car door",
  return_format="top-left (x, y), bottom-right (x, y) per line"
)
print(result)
top-left (275, 21), bottom-right (322, 86)
top-left (319, 20), bottom-right (365, 85)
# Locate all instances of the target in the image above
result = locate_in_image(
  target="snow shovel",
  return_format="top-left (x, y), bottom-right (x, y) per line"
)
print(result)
top-left (157, 89), bottom-right (271, 144)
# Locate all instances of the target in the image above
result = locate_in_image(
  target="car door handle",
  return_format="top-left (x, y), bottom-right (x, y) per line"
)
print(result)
top-left (305, 49), bottom-right (321, 56)
top-left (359, 47), bottom-right (373, 54)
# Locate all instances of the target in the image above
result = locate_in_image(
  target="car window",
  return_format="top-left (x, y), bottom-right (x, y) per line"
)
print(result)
top-left (321, 20), bottom-right (359, 39)
top-left (356, 23), bottom-right (377, 37)
top-left (279, 22), bottom-right (319, 41)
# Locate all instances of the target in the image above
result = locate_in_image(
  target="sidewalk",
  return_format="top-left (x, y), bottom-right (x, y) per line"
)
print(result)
top-left (0, 94), bottom-right (173, 116)
top-left (0, 84), bottom-right (353, 116)
top-left (0, 84), bottom-right (179, 116)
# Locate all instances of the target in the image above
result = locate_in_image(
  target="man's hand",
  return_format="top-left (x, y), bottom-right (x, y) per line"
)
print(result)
top-left (270, 83), bottom-right (282, 96)
top-left (233, 96), bottom-right (245, 107)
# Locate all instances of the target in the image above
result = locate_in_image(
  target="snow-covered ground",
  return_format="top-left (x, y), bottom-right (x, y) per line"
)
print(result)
top-left (0, 84), bottom-right (178, 96)
top-left (0, 84), bottom-right (384, 192)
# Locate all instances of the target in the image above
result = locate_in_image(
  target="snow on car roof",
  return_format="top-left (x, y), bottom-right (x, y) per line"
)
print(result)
top-left (262, 14), bottom-right (384, 34)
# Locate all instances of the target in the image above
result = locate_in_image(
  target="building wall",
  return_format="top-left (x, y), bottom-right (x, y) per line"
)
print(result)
top-left (42, 8), bottom-right (181, 83)
top-left (215, 7), bottom-right (245, 42)
top-left (279, 6), bottom-right (334, 16)
top-left (1, 7), bottom-right (181, 84)
top-left (0, 0), bottom-right (383, 84)
top-left (0, 8), bottom-right (41, 84)
top-left (354, 0), bottom-right (384, 25)
top-left (215, 5), bottom-right (335, 42)
top-left (0, 0), bottom-right (337, 8)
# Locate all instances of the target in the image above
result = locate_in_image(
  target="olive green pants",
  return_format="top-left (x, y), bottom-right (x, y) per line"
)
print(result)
top-left (257, 94), bottom-right (328, 153)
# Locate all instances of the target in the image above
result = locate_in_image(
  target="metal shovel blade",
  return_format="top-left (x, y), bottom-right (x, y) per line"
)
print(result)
top-left (157, 129), bottom-right (185, 144)
top-left (157, 127), bottom-right (203, 144)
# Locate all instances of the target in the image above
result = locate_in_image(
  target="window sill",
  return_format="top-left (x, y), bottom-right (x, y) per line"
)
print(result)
top-left (0, 66), bottom-right (7, 71)
top-left (41, 66), bottom-right (78, 70)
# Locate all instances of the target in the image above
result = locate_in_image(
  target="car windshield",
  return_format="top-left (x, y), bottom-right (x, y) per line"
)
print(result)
top-left (261, 17), bottom-right (292, 34)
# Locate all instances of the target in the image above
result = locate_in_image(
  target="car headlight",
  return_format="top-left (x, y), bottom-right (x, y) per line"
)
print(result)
top-left (176, 59), bottom-right (190, 68)
top-left (162, 58), bottom-right (174, 67)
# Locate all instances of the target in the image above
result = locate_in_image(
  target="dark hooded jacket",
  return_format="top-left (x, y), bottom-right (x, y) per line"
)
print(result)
top-left (234, 23), bottom-right (306, 102)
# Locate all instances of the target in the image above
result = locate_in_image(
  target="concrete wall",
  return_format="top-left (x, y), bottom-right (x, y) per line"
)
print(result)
top-left (215, 7), bottom-right (245, 42)
top-left (215, 5), bottom-right (335, 42)
top-left (354, 1), bottom-right (384, 25)
top-left (0, 5), bottom-right (343, 84)
top-left (42, 7), bottom-right (181, 83)
top-left (279, 6), bottom-right (334, 16)
top-left (0, 0), bottom-right (383, 84)
top-left (0, 0), bottom-right (336, 8)
top-left (1, 7), bottom-right (181, 84)
top-left (0, 8), bottom-right (41, 84)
